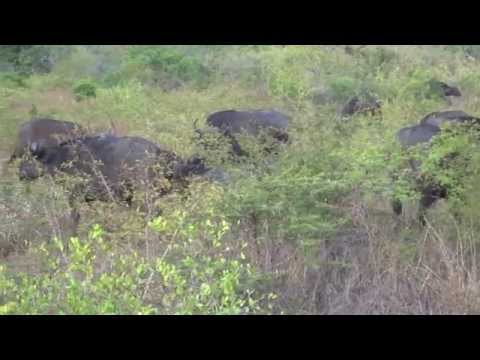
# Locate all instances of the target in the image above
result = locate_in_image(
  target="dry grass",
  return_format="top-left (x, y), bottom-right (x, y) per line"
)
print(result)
top-left (253, 200), bottom-right (480, 314)
top-left (8, 88), bottom-right (77, 118)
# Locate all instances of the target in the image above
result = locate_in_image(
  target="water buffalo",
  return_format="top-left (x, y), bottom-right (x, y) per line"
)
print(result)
top-left (195, 109), bottom-right (290, 158)
top-left (9, 118), bottom-right (84, 167)
top-left (20, 134), bottom-right (212, 229)
top-left (419, 110), bottom-right (480, 128)
top-left (428, 80), bottom-right (462, 98)
top-left (392, 112), bottom-right (479, 224)
top-left (391, 122), bottom-right (444, 223)
top-left (341, 96), bottom-right (382, 117)
top-left (9, 118), bottom-right (85, 180)
top-left (396, 122), bottom-right (441, 149)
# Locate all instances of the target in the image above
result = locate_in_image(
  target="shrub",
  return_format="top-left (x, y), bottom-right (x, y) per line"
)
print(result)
top-left (220, 132), bottom-right (354, 252)
top-left (146, 183), bottom-right (277, 314)
top-left (125, 46), bottom-right (211, 89)
top-left (358, 46), bottom-right (398, 71)
top-left (394, 67), bottom-right (447, 104)
top-left (0, 225), bottom-right (155, 315)
top-left (327, 76), bottom-right (359, 102)
top-left (0, 188), bottom-right (277, 314)
top-left (0, 72), bottom-right (28, 88)
top-left (73, 79), bottom-right (97, 101)
top-left (259, 47), bottom-right (313, 102)
top-left (0, 46), bottom-right (73, 76)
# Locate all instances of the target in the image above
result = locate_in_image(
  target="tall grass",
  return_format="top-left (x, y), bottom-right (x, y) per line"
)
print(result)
top-left (2, 45), bottom-right (480, 314)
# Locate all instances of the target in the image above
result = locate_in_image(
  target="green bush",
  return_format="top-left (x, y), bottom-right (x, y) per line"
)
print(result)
top-left (73, 79), bottom-right (97, 101)
top-left (220, 131), bottom-right (354, 252)
top-left (458, 145), bottom-right (480, 223)
top-left (327, 76), bottom-right (359, 102)
top-left (358, 46), bottom-right (398, 72)
top-left (125, 46), bottom-right (211, 89)
top-left (52, 46), bottom-right (100, 82)
top-left (0, 46), bottom-right (73, 76)
top-left (0, 187), bottom-right (277, 314)
top-left (259, 47), bottom-right (314, 102)
top-left (0, 72), bottom-right (28, 88)
top-left (394, 67), bottom-right (446, 103)
top-left (0, 225), bottom-right (155, 315)
top-left (147, 184), bottom-right (277, 314)
top-left (0, 46), bottom-right (31, 69)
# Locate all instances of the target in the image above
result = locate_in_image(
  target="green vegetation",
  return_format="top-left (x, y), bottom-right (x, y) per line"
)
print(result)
top-left (0, 199), bottom-right (273, 315)
top-left (72, 78), bottom-right (97, 101)
top-left (2, 45), bottom-right (480, 314)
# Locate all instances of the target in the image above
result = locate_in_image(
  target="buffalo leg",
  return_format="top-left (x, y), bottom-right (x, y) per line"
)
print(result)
top-left (68, 185), bottom-right (84, 236)
top-left (68, 195), bottom-right (80, 236)
top-left (418, 192), bottom-right (439, 226)
top-left (418, 184), bottom-right (448, 226)
top-left (227, 134), bottom-right (249, 158)
top-left (391, 198), bottom-right (403, 216)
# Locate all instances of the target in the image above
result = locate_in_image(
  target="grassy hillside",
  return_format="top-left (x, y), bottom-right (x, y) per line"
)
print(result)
top-left (2, 45), bottom-right (480, 314)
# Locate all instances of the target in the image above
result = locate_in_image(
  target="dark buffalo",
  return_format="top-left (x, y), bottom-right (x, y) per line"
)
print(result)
top-left (9, 118), bottom-right (84, 166)
top-left (341, 96), bottom-right (382, 117)
top-left (419, 110), bottom-right (480, 128)
top-left (428, 80), bottom-right (462, 98)
top-left (392, 111), bottom-right (479, 224)
top-left (20, 134), bottom-right (210, 195)
top-left (392, 122), bottom-right (444, 223)
top-left (20, 134), bottom-right (212, 229)
top-left (195, 109), bottom-right (290, 158)
top-left (9, 118), bottom-right (85, 180)
top-left (396, 123), bottom-right (441, 149)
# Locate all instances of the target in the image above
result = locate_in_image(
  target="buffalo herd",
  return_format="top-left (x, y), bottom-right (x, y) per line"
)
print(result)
top-left (336, 79), bottom-right (474, 225)
top-left (6, 110), bottom-right (291, 230)
top-left (338, 79), bottom-right (478, 225)
top-left (5, 76), bottom-right (478, 229)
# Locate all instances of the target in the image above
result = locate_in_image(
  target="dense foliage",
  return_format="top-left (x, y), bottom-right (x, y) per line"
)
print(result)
top-left (2, 45), bottom-right (480, 314)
